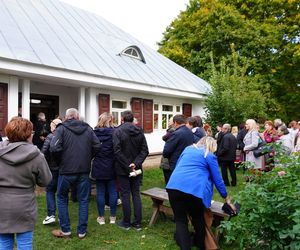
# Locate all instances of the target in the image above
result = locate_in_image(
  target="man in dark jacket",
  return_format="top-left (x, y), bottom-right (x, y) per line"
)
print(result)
top-left (50, 108), bottom-right (101, 239)
top-left (217, 124), bottom-right (238, 186)
top-left (163, 115), bottom-right (194, 183)
top-left (113, 110), bottom-right (149, 231)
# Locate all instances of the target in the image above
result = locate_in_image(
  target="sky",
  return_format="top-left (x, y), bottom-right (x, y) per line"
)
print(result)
top-left (60, 0), bottom-right (190, 50)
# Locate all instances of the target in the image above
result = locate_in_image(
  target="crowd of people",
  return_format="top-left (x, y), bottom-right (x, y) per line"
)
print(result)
top-left (0, 109), bottom-right (299, 249)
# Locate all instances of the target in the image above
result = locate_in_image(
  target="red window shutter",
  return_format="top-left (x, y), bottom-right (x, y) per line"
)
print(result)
top-left (143, 99), bottom-right (153, 133)
top-left (182, 103), bottom-right (192, 118)
top-left (0, 83), bottom-right (8, 136)
top-left (131, 98), bottom-right (143, 127)
top-left (98, 94), bottom-right (110, 115)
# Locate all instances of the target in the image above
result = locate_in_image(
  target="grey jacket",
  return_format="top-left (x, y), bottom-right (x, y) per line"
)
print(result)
top-left (0, 141), bottom-right (52, 233)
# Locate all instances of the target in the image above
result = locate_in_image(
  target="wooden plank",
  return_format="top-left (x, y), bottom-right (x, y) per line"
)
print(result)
top-left (141, 187), bottom-right (169, 201)
top-left (141, 187), bottom-right (229, 218)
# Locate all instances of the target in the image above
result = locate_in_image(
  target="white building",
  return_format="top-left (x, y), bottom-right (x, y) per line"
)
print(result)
top-left (0, 0), bottom-right (211, 153)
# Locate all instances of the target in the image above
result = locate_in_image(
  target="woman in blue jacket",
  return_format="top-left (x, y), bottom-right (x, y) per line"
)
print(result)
top-left (91, 113), bottom-right (117, 225)
top-left (166, 136), bottom-right (234, 250)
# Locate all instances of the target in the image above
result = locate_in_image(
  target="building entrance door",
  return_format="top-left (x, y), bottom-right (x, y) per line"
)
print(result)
top-left (30, 94), bottom-right (59, 125)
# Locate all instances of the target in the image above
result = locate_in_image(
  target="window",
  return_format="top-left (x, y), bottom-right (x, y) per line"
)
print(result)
top-left (111, 100), bottom-right (127, 126)
top-left (120, 46), bottom-right (146, 63)
top-left (112, 100), bottom-right (127, 109)
top-left (154, 114), bottom-right (159, 129)
top-left (162, 105), bottom-right (173, 112)
top-left (153, 104), bottom-right (182, 130)
top-left (162, 114), bottom-right (173, 129)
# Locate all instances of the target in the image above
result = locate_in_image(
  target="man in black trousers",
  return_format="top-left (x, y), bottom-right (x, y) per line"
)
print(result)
top-left (113, 110), bottom-right (149, 231)
top-left (217, 123), bottom-right (238, 186)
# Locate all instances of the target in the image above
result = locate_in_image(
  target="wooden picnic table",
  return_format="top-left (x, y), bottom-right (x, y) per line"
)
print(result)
top-left (141, 187), bottom-right (229, 239)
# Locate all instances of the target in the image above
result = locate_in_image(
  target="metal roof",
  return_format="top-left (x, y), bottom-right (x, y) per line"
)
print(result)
top-left (0, 0), bottom-right (211, 95)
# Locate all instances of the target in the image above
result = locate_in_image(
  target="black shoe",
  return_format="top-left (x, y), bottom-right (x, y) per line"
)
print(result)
top-left (117, 221), bottom-right (130, 231)
top-left (131, 222), bottom-right (142, 231)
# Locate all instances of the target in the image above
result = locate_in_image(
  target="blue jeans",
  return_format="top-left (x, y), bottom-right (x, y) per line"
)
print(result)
top-left (57, 174), bottom-right (91, 234)
top-left (96, 179), bottom-right (117, 217)
top-left (46, 170), bottom-right (59, 216)
top-left (0, 231), bottom-right (33, 250)
top-left (118, 175), bottom-right (142, 227)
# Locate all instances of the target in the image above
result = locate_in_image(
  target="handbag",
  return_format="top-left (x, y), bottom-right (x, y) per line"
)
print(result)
top-left (222, 202), bottom-right (240, 217)
top-left (253, 138), bottom-right (268, 158)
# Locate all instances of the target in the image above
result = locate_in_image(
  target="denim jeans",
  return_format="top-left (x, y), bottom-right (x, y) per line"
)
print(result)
top-left (0, 231), bottom-right (33, 250)
top-left (46, 170), bottom-right (59, 216)
top-left (57, 174), bottom-right (91, 234)
top-left (118, 175), bottom-right (142, 227)
top-left (96, 179), bottom-right (117, 217)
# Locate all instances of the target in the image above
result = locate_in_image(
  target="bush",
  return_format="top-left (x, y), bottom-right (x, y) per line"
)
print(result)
top-left (220, 153), bottom-right (300, 249)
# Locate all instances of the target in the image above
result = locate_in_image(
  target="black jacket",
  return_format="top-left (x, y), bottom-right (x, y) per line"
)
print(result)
top-left (91, 127), bottom-right (115, 180)
top-left (193, 127), bottom-right (206, 143)
top-left (41, 133), bottom-right (59, 171)
top-left (237, 128), bottom-right (247, 150)
top-left (113, 122), bottom-right (149, 176)
top-left (33, 120), bottom-right (50, 149)
top-left (50, 119), bottom-right (101, 175)
top-left (217, 132), bottom-right (237, 162)
top-left (162, 125), bottom-right (194, 171)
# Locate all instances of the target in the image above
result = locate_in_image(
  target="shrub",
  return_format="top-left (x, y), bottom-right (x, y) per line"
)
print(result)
top-left (220, 153), bottom-right (300, 249)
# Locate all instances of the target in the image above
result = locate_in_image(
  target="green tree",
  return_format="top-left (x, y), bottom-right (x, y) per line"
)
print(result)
top-left (205, 48), bottom-right (271, 128)
top-left (159, 0), bottom-right (300, 120)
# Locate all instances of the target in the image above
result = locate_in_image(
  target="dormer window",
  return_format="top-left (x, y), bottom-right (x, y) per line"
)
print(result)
top-left (120, 46), bottom-right (146, 63)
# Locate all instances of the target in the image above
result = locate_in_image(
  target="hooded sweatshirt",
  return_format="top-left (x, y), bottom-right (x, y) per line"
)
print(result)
top-left (50, 118), bottom-right (101, 175)
top-left (0, 140), bottom-right (52, 233)
top-left (113, 122), bottom-right (149, 176)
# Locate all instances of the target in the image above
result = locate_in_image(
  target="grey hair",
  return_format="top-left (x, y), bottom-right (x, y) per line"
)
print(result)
top-left (223, 123), bottom-right (231, 132)
top-left (38, 112), bottom-right (45, 120)
top-left (278, 124), bottom-right (289, 135)
top-left (274, 118), bottom-right (283, 127)
top-left (65, 108), bottom-right (79, 120)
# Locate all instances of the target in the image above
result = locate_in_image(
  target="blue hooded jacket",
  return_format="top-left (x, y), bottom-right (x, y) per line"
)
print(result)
top-left (91, 127), bottom-right (115, 180)
top-left (166, 145), bottom-right (227, 208)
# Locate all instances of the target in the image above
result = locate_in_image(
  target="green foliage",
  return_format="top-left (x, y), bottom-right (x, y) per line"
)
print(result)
top-left (158, 0), bottom-right (300, 120)
top-left (220, 153), bottom-right (300, 249)
top-left (205, 48), bottom-right (271, 128)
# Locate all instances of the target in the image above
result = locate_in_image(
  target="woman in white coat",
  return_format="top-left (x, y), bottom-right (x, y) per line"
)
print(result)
top-left (243, 119), bottom-right (264, 169)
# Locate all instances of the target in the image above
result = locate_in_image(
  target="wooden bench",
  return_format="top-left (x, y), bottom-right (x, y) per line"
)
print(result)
top-left (141, 187), bottom-right (229, 228)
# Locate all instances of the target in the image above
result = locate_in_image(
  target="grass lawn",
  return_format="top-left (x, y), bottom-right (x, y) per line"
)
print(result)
top-left (34, 167), bottom-right (245, 250)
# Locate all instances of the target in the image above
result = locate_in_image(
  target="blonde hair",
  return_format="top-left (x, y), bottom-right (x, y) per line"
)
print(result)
top-left (96, 112), bottom-right (113, 128)
top-left (231, 126), bottom-right (238, 134)
top-left (245, 119), bottom-right (257, 131)
top-left (196, 136), bottom-right (217, 157)
top-left (50, 118), bottom-right (62, 132)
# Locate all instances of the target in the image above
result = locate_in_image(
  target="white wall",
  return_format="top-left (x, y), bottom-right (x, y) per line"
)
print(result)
top-left (97, 88), bottom-right (206, 153)
top-left (5, 77), bottom-right (206, 153)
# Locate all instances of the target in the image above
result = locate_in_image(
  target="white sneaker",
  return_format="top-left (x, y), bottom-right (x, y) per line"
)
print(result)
top-left (117, 199), bottom-right (122, 205)
top-left (43, 215), bottom-right (56, 225)
top-left (97, 216), bottom-right (105, 225)
top-left (110, 216), bottom-right (116, 224)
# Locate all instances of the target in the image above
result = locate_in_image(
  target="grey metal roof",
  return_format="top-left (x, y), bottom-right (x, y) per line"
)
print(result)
top-left (0, 0), bottom-right (211, 95)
